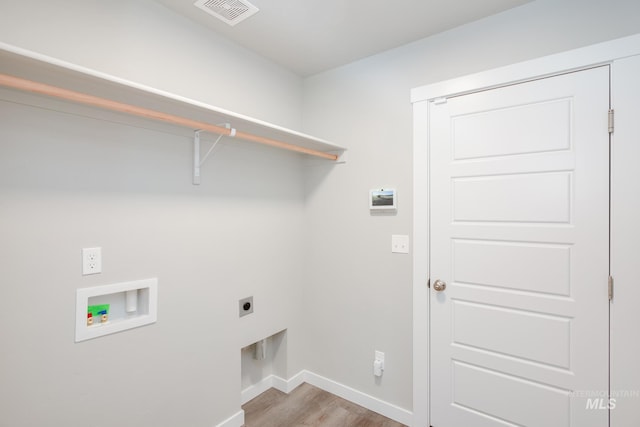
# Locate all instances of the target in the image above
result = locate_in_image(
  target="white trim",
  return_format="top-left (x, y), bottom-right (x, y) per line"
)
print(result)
top-left (411, 33), bottom-right (640, 103)
top-left (240, 370), bottom-right (412, 425)
top-left (412, 99), bottom-right (430, 427)
top-left (303, 371), bottom-right (413, 426)
top-left (274, 370), bottom-right (306, 393)
top-left (411, 32), bottom-right (640, 427)
top-left (610, 54), bottom-right (640, 426)
top-left (240, 371), bottom-right (306, 405)
top-left (241, 375), bottom-right (279, 405)
top-left (214, 410), bottom-right (244, 427)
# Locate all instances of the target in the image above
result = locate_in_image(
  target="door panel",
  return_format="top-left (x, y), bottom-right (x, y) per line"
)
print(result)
top-left (452, 171), bottom-right (572, 223)
top-left (451, 98), bottom-right (572, 160)
top-left (430, 67), bottom-right (610, 427)
top-left (452, 239), bottom-right (571, 296)
top-left (452, 300), bottom-right (571, 368)
top-left (452, 361), bottom-right (570, 426)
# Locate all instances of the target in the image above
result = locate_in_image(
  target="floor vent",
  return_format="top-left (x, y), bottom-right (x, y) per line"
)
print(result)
top-left (194, 0), bottom-right (259, 26)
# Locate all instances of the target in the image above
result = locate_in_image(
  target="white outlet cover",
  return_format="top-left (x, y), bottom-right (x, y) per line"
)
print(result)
top-left (82, 247), bottom-right (102, 275)
top-left (391, 235), bottom-right (409, 254)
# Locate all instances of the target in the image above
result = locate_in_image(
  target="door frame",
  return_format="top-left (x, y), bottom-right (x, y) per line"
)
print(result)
top-left (411, 33), bottom-right (640, 427)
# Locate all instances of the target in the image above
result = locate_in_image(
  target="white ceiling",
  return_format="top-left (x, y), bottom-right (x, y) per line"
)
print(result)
top-left (153, 0), bottom-right (533, 76)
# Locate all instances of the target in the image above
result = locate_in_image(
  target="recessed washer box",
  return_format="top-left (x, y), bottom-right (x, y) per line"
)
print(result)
top-left (75, 278), bottom-right (158, 342)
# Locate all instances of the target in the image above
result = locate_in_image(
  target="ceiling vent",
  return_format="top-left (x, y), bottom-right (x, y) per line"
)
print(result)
top-left (194, 0), bottom-right (259, 26)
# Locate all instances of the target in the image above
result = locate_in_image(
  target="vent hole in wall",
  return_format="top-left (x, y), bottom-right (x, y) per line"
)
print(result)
top-left (194, 0), bottom-right (260, 26)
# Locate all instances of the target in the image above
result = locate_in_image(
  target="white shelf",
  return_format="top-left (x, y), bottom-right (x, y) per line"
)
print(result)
top-left (0, 43), bottom-right (346, 161)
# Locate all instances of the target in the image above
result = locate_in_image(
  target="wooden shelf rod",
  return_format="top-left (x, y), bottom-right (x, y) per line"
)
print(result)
top-left (0, 73), bottom-right (339, 161)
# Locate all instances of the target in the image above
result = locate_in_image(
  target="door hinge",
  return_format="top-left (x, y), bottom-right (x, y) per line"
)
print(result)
top-left (608, 109), bottom-right (614, 134)
top-left (608, 275), bottom-right (614, 301)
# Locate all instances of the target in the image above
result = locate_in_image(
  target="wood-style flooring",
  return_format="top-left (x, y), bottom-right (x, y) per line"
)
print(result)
top-left (242, 383), bottom-right (407, 427)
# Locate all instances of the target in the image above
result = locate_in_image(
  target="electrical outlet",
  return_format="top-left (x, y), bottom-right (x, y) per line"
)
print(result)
top-left (239, 296), bottom-right (254, 317)
top-left (374, 350), bottom-right (385, 377)
top-left (82, 247), bottom-right (102, 275)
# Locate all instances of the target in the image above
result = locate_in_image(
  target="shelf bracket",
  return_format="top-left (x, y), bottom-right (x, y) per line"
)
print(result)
top-left (193, 124), bottom-right (236, 185)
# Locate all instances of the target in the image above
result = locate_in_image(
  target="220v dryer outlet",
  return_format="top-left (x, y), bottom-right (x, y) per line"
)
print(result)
top-left (239, 296), bottom-right (254, 317)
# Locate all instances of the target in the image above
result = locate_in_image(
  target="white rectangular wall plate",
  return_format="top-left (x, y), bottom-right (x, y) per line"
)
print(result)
top-left (82, 247), bottom-right (102, 275)
top-left (391, 235), bottom-right (409, 254)
top-left (75, 278), bottom-right (158, 342)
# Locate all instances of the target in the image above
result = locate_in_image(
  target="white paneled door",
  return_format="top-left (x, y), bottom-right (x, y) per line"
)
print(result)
top-left (429, 67), bottom-right (610, 427)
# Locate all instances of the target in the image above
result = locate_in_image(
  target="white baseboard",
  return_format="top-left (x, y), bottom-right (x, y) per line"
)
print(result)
top-left (214, 410), bottom-right (244, 427)
top-left (241, 375), bottom-right (277, 405)
top-left (303, 371), bottom-right (413, 426)
top-left (241, 370), bottom-right (412, 426)
top-left (275, 370), bottom-right (306, 393)
top-left (241, 370), bottom-right (307, 405)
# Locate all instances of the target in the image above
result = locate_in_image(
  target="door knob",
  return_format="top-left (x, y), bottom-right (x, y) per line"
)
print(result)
top-left (433, 279), bottom-right (447, 292)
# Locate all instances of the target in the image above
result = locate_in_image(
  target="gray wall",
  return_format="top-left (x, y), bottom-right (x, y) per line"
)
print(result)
top-left (0, 98), bottom-right (307, 427)
top-left (0, 1), bottom-right (308, 426)
top-left (302, 0), bottom-right (640, 411)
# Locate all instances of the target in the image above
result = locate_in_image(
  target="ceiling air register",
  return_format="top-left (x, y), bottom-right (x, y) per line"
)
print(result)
top-left (194, 0), bottom-right (259, 26)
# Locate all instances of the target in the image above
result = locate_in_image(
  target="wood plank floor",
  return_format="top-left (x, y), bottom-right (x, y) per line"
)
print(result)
top-left (242, 383), bottom-right (407, 427)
